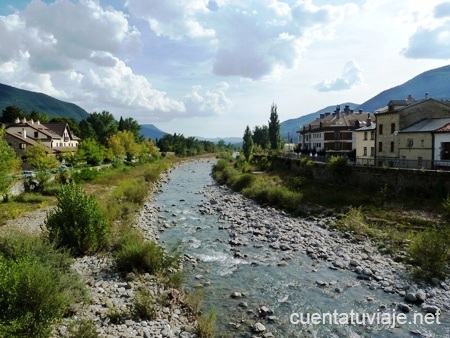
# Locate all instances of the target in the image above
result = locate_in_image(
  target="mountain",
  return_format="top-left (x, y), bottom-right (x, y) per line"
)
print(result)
top-left (280, 102), bottom-right (359, 141)
top-left (0, 83), bottom-right (89, 121)
top-left (280, 64), bottom-right (450, 141)
top-left (196, 136), bottom-right (243, 145)
top-left (358, 64), bottom-right (450, 112)
top-left (140, 124), bottom-right (168, 140)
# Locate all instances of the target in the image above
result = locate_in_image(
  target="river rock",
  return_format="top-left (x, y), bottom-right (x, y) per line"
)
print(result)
top-left (422, 304), bottom-right (441, 315)
top-left (404, 292), bottom-right (417, 303)
top-left (415, 290), bottom-right (427, 303)
top-left (252, 322), bottom-right (266, 333)
top-left (398, 303), bottom-right (411, 313)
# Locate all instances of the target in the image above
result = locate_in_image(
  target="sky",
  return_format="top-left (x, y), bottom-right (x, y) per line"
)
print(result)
top-left (0, 0), bottom-right (450, 138)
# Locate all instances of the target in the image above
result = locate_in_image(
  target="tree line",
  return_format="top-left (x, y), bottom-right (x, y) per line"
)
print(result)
top-left (242, 103), bottom-right (282, 161)
top-left (0, 105), bottom-right (236, 200)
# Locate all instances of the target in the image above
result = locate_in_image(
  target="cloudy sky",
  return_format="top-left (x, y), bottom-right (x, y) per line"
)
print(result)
top-left (0, 0), bottom-right (449, 138)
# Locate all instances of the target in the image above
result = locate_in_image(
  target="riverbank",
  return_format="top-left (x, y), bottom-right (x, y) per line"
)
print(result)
top-left (148, 158), bottom-right (448, 337)
top-left (198, 181), bottom-right (449, 334)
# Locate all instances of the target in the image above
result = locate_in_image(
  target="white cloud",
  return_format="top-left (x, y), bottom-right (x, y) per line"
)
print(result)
top-left (0, 0), bottom-right (235, 123)
top-left (182, 82), bottom-right (233, 116)
top-left (314, 60), bottom-right (363, 92)
top-left (399, 1), bottom-right (450, 59)
top-left (125, 0), bottom-right (214, 39)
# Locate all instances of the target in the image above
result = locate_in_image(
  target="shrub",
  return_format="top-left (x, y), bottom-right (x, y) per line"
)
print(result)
top-left (72, 168), bottom-right (101, 183)
top-left (326, 156), bottom-right (349, 175)
top-left (45, 181), bottom-right (111, 256)
top-left (334, 207), bottom-right (369, 235)
top-left (133, 286), bottom-right (157, 320)
top-left (143, 168), bottom-right (160, 183)
top-left (66, 319), bottom-right (99, 338)
top-left (114, 230), bottom-right (181, 276)
top-left (41, 183), bottom-right (61, 196)
top-left (196, 311), bottom-right (217, 338)
top-left (212, 159), bottom-right (227, 173)
top-left (114, 179), bottom-right (148, 204)
top-left (0, 232), bottom-right (86, 338)
top-left (231, 173), bottom-right (255, 192)
top-left (408, 227), bottom-right (450, 280)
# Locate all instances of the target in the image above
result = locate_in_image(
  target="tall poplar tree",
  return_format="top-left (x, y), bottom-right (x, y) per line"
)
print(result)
top-left (268, 103), bottom-right (281, 150)
top-left (242, 125), bottom-right (254, 161)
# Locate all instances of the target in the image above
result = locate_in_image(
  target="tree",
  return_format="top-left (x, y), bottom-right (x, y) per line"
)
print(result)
top-left (0, 127), bottom-right (21, 201)
top-left (77, 138), bottom-right (104, 166)
top-left (86, 111), bottom-right (118, 145)
top-left (268, 103), bottom-right (281, 151)
top-left (78, 119), bottom-right (96, 140)
top-left (24, 142), bottom-right (58, 171)
top-left (242, 125), bottom-right (254, 161)
top-left (253, 125), bottom-right (270, 150)
top-left (108, 130), bottom-right (141, 161)
top-left (1, 106), bottom-right (24, 124)
top-left (30, 110), bottom-right (50, 123)
top-left (117, 116), bottom-right (142, 141)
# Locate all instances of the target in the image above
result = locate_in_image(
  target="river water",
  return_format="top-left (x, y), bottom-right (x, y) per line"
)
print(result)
top-left (153, 160), bottom-right (449, 338)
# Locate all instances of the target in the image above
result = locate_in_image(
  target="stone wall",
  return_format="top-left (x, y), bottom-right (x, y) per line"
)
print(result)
top-left (273, 156), bottom-right (450, 198)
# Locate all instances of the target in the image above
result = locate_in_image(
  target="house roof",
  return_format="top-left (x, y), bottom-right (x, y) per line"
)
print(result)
top-left (306, 109), bottom-right (375, 131)
top-left (400, 118), bottom-right (450, 133)
top-left (42, 122), bottom-right (81, 140)
top-left (5, 130), bottom-right (55, 153)
top-left (356, 123), bottom-right (376, 131)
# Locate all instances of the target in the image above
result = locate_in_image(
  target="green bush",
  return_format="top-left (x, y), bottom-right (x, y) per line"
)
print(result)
top-left (133, 286), bottom-right (157, 321)
top-left (45, 181), bottom-right (111, 256)
top-left (408, 227), bottom-right (450, 280)
top-left (196, 311), bottom-right (217, 338)
top-left (41, 183), bottom-right (61, 196)
top-left (0, 232), bottom-right (86, 338)
top-left (114, 230), bottom-right (181, 276)
top-left (212, 159), bottom-right (228, 173)
top-left (326, 156), bottom-right (349, 175)
top-left (231, 173), bottom-right (256, 192)
top-left (72, 168), bottom-right (101, 183)
top-left (114, 179), bottom-right (148, 204)
top-left (66, 318), bottom-right (99, 338)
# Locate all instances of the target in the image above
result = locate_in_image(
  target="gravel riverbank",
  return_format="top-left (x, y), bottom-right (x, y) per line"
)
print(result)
top-left (199, 182), bottom-right (450, 321)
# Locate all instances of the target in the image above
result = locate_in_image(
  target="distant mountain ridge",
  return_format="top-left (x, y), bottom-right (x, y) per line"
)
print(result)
top-left (280, 64), bottom-right (450, 140)
top-left (0, 83), bottom-right (89, 121)
top-left (140, 124), bottom-right (168, 140)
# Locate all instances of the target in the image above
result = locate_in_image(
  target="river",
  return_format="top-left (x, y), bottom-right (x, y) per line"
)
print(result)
top-left (152, 160), bottom-right (449, 338)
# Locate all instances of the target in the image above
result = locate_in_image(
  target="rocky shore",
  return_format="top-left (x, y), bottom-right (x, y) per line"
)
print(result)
top-left (51, 170), bottom-right (199, 338)
top-left (198, 183), bottom-right (449, 324)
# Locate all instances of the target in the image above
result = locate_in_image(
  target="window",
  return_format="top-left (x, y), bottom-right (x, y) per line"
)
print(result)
top-left (364, 131), bottom-right (368, 140)
top-left (370, 147), bottom-right (375, 156)
top-left (20, 143), bottom-right (26, 149)
top-left (379, 124), bottom-right (383, 135)
top-left (378, 142), bottom-right (383, 152)
top-left (391, 123), bottom-right (395, 134)
top-left (34, 131), bottom-right (38, 138)
top-left (421, 139), bottom-right (425, 147)
top-left (407, 139), bottom-right (413, 147)
top-left (390, 141), bottom-right (395, 152)
top-left (363, 147), bottom-right (367, 156)
top-left (370, 131), bottom-right (375, 140)
top-left (418, 157), bottom-right (423, 166)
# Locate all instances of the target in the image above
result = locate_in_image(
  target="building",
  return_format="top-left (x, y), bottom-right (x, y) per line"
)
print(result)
top-left (298, 105), bottom-right (375, 157)
top-left (355, 118), bottom-right (376, 166)
top-left (374, 97), bottom-right (450, 168)
top-left (4, 118), bottom-right (80, 166)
